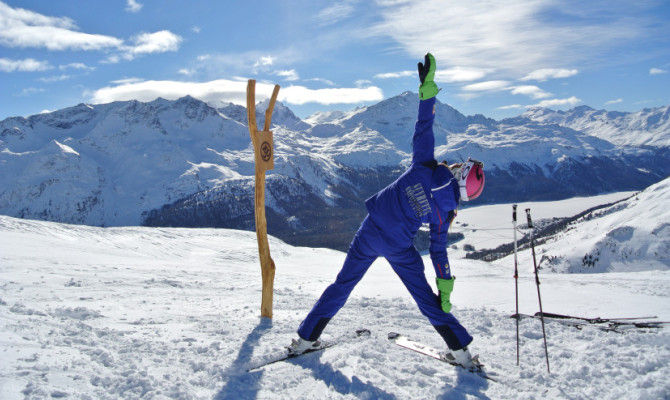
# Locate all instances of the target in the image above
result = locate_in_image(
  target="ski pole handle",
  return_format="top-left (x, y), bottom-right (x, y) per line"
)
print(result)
top-left (513, 204), bottom-right (517, 222)
top-left (525, 208), bottom-right (533, 228)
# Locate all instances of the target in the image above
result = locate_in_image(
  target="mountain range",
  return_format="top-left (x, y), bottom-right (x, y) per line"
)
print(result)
top-left (1, 93), bottom-right (668, 250)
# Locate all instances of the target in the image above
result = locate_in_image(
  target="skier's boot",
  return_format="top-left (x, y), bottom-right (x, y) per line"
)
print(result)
top-left (445, 346), bottom-right (478, 370)
top-left (287, 337), bottom-right (321, 355)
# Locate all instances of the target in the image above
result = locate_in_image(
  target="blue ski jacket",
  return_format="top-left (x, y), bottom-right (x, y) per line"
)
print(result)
top-left (365, 97), bottom-right (460, 279)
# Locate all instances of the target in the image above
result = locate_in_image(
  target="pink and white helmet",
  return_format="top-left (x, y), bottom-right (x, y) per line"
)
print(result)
top-left (451, 158), bottom-right (485, 201)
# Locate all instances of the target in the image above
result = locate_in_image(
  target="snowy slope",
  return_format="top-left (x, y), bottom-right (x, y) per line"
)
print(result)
top-left (498, 177), bottom-right (670, 273)
top-left (1, 202), bottom-right (668, 399)
top-left (448, 191), bottom-right (637, 257)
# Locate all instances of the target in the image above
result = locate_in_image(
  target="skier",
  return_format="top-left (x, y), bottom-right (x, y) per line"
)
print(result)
top-left (289, 53), bottom-right (485, 369)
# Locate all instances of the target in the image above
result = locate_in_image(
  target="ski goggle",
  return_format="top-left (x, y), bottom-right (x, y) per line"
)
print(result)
top-left (443, 158), bottom-right (484, 201)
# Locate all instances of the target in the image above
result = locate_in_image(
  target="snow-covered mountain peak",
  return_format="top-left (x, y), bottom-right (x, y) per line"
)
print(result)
top-left (1, 93), bottom-right (668, 235)
top-left (523, 104), bottom-right (670, 147)
top-left (570, 105), bottom-right (595, 114)
top-left (255, 99), bottom-right (308, 131)
top-left (304, 110), bottom-right (347, 126)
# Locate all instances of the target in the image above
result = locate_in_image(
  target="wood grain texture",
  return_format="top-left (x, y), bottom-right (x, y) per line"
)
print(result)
top-left (246, 79), bottom-right (279, 318)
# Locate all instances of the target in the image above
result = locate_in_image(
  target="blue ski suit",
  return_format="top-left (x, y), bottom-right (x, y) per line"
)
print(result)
top-left (298, 97), bottom-right (473, 350)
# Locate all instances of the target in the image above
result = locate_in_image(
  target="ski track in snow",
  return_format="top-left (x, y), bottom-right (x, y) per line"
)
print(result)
top-left (1, 215), bottom-right (669, 399)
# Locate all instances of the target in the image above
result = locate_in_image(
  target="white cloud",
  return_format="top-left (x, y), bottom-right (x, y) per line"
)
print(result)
top-left (649, 67), bottom-right (667, 75)
top-left (127, 31), bottom-right (182, 57)
top-left (178, 68), bottom-right (194, 76)
top-left (462, 80), bottom-right (510, 92)
top-left (191, 26), bottom-right (201, 34)
top-left (281, 85), bottom-right (384, 105)
top-left (509, 85), bottom-right (551, 99)
top-left (125, 0), bottom-right (143, 13)
top-left (275, 69), bottom-right (299, 81)
top-left (460, 80), bottom-right (552, 100)
top-left (373, 1), bottom-right (649, 75)
top-left (189, 51), bottom-right (303, 77)
top-left (497, 104), bottom-right (525, 110)
top-left (374, 70), bottom-right (414, 79)
top-left (18, 87), bottom-right (45, 96)
top-left (59, 62), bottom-right (94, 71)
top-left (374, 67), bottom-right (488, 82)
top-left (0, 57), bottom-right (51, 72)
top-left (529, 96), bottom-right (581, 109)
top-left (104, 55), bottom-right (121, 64)
top-left (38, 74), bottom-right (71, 83)
top-left (0, 1), bottom-right (123, 50)
top-left (253, 55), bottom-right (275, 69)
top-left (605, 98), bottom-right (623, 105)
top-left (110, 77), bottom-right (144, 85)
top-left (316, 2), bottom-right (355, 26)
top-left (0, 2), bottom-right (180, 61)
top-left (90, 78), bottom-right (383, 106)
top-left (0, 1), bottom-right (76, 29)
top-left (305, 77), bottom-right (335, 86)
top-left (521, 68), bottom-right (578, 81)
top-left (355, 79), bottom-right (372, 88)
top-left (435, 67), bottom-right (489, 83)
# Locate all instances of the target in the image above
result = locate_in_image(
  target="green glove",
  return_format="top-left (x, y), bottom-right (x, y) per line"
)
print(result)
top-left (436, 276), bottom-right (455, 313)
top-left (417, 53), bottom-right (439, 100)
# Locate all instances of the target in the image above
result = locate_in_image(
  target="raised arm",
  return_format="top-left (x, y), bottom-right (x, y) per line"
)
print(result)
top-left (412, 53), bottom-right (440, 164)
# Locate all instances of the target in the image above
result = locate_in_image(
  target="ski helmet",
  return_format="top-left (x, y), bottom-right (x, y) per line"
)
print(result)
top-left (450, 158), bottom-right (485, 201)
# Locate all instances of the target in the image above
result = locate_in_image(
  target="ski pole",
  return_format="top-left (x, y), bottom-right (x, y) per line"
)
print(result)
top-left (512, 204), bottom-right (520, 366)
top-left (526, 208), bottom-right (550, 374)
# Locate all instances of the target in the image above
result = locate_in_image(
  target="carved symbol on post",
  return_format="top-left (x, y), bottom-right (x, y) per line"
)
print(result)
top-left (261, 141), bottom-right (272, 162)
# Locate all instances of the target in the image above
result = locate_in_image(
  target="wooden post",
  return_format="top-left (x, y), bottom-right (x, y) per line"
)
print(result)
top-left (246, 79), bottom-right (280, 318)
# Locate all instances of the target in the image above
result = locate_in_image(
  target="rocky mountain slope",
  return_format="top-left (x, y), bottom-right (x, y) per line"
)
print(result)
top-left (1, 93), bottom-right (668, 249)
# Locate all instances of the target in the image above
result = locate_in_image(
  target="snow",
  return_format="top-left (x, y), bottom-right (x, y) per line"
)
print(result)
top-left (2, 94), bottom-right (665, 228)
top-left (450, 191), bottom-right (637, 255)
top-left (53, 140), bottom-right (80, 156)
top-left (523, 105), bottom-right (670, 148)
top-left (503, 178), bottom-right (670, 274)
top-left (2, 187), bottom-right (669, 399)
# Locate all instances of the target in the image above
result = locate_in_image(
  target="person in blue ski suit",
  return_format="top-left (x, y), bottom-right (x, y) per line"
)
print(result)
top-left (296, 53), bottom-right (474, 354)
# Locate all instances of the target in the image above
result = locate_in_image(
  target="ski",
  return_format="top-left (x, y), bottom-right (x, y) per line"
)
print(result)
top-left (387, 332), bottom-right (498, 382)
top-left (512, 313), bottom-right (667, 332)
top-left (535, 311), bottom-right (658, 324)
top-left (246, 328), bottom-right (371, 371)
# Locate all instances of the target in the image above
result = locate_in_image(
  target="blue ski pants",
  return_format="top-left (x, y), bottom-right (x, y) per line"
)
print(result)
top-left (298, 215), bottom-right (473, 350)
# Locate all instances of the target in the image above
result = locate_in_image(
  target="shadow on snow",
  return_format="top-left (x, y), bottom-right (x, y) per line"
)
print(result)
top-left (214, 318), bottom-right (273, 400)
top-left (214, 318), bottom-right (486, 399)
top-left (286, 351), bottom-right (397, 399)
top-left (437, 368), bottom-right (490, 400)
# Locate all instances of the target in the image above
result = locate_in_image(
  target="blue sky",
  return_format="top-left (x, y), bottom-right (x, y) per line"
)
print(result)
top-left (1, 0), bottom-right (669, 120)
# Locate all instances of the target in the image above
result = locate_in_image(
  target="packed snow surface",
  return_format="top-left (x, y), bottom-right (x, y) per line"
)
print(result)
top-left (1, 190), bottom-right (669, 399)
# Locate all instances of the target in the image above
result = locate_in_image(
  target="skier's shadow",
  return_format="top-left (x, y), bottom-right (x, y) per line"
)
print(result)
top-left (289, 352), bottom-right (397, 399)
top-left (214, 318), bottom-right (272, 400)
top-left (437, 368), bottom-right (491, 400)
